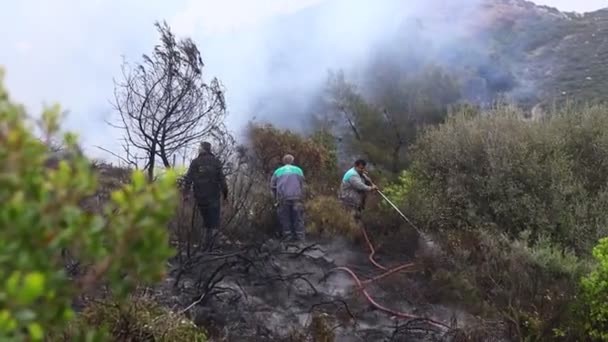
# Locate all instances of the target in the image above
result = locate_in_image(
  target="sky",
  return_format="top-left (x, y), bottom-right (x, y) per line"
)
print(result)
top-left (0, 0), bottom-right (606, 162)
top-left (534, 0), bottom-right (607, 12)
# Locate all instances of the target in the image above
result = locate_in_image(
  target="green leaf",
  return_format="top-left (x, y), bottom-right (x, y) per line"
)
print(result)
top-left (21, 272), bottom-right (45, 303)
top-left (132, 170), bottom-right (145, 188)
top-left (62, 308), bottom-right (74, 321)
top-left (28, 322), bottom-right (44, 341)
top-left (6, 271), bottom-right (20, 297)
top-left (0, 310), bottom-right (17, 331)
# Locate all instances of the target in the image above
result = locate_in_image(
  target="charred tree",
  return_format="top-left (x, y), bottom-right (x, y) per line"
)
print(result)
top-left (112, 21), bottom-right (226, 180)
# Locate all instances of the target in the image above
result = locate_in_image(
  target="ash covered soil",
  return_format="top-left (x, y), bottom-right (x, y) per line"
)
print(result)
top-left (153, 233), bottom-right (506, 341)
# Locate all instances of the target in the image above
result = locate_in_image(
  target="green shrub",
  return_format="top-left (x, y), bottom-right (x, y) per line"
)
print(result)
top-left (382, 104), bottom-right (608, 340)
top-left (382, 170), bottom-right (416, 206)
top-left (580, 237), bottom-right (608, 340)
top-left (407, 105), bottom-right (608, 255)
top-left (424, 230), bottom-right (587, 340)
top-left (0, 69), bottom-right (177, 340)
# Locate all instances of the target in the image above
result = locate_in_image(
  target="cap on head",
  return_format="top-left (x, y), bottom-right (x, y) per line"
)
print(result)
top-left (200, 141), bottom-right (212, 153)
top-left (282, 154), bottom-right (294, 165)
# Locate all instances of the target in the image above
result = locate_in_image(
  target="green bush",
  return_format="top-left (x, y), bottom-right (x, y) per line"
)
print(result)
top-left (580, 237), bottom-right (608, 340)
top-left (0, 69), bottom-right (177, 340)
top-left (379, 104), bottom-right (608, 340)
top-left (406, 105), bottom-right (608, 255)
top-left (423, 230), bottom-right (587, 340)
top-left (382, 170), bottom-right (416, 206)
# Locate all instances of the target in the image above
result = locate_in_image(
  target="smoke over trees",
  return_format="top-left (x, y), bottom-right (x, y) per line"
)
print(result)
top-left (317, 66), bottom-right (461, 174)
top-left (310, 34), bottom-right (520, 175)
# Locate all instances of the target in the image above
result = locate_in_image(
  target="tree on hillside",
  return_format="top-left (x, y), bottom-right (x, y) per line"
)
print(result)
top-left (112, 21), bottom-right (227, 180)
top-left (320, 64), bottom-right (461, 174)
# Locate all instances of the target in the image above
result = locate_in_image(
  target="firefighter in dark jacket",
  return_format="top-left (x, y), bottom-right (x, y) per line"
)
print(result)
top-left (183, 141), bottom-right (228, 248)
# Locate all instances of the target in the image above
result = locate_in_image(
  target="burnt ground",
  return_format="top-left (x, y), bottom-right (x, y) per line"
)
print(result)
top-left (153, 233), bottom-right (506, 342)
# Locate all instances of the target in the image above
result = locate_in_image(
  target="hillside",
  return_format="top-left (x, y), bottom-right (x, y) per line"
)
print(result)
top-left (477, 0), bottom-right (608, 106)
top-left (537, 9), bottom-right (608, 103)
top-left (401, 0), bottom-right (608, 107)
top-left (250, 0), bottom-right (608, 125)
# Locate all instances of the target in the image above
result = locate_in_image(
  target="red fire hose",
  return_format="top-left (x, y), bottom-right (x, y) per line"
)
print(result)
top-left (330, 224), bottom-right (448, 330)
top-left (330, 179), bottom-right (449, 330)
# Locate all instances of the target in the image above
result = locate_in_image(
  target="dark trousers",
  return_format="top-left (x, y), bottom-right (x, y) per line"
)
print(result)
top-left (195, 200), bottom-right (221, 246)
top-left (277, 200), bottom-right (305, 240)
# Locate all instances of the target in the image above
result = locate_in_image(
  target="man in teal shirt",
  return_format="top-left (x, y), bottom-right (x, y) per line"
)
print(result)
top-left (339, 159), bottom-right (377, 220)
top-left (270, 154), bottom-right (306, 241)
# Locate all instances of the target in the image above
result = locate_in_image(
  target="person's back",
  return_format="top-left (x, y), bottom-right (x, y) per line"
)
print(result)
top-left (183, 142), bottom-right (228, 249)
top-left (271, 164), bottom-right (304, 201)
top-left (188, 151), bottom-right (227, 204)
top-left (271, 154), bottom-right (306, 242)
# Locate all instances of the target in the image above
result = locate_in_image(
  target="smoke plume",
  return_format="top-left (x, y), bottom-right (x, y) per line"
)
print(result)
top-left (196, 0), bottom-right (535, 134)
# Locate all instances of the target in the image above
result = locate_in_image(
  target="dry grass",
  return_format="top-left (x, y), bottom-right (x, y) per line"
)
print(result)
top-left (305, 196), bottom-right (361, 240)
top-left (55, 295), bottom-right (207, 341)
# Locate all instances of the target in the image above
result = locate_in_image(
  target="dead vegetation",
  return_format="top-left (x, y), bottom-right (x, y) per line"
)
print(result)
top-left (52, 295), bottom-right (207, 341)
top-left (305, 196), bottom-right (361, 240)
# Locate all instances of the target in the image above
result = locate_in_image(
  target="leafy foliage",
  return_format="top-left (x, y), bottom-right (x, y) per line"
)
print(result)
top-left (406, 105), bottom-right (608, 255)
top-left (382, 170), bottom-right (416, 208)
top-left (580, 237), bottom-right (608, 340)
top-left (0, 69), bottom-right (177, 340)
top-left (377, 104), bottom-right (608, 339)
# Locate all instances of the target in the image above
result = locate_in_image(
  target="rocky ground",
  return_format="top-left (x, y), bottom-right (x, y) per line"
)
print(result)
top-left (154, 233), bottom-right (507, 342)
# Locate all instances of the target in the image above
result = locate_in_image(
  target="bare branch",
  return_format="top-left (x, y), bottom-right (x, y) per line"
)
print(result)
top-left (110, 21), bottom-right (229, 180)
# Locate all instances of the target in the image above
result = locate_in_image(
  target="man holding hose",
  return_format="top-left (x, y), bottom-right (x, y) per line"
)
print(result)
top-left (339, 159), bottom-right (377, 220)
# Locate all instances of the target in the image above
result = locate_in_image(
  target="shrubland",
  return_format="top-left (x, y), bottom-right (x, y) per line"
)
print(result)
top-left (164, 98), bottom-right (608, 340)
top-left (381, 104), bottom-right (608, 340)
top-left (265, 68), bottom-right (608, 338)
